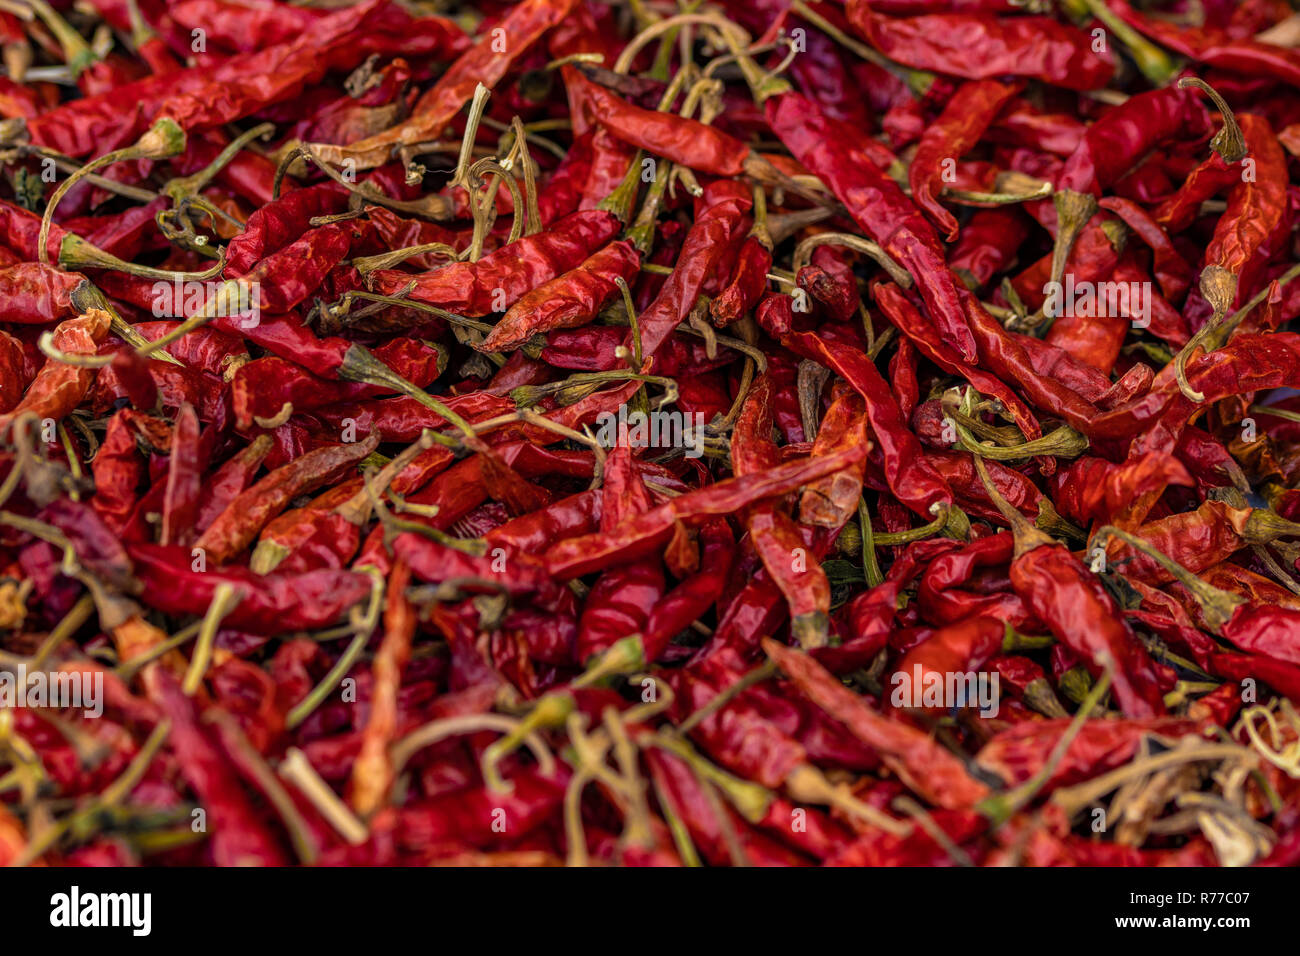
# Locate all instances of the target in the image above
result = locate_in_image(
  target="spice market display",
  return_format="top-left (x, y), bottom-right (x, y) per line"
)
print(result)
top-left (2, 0), bottom-right (1300, 868)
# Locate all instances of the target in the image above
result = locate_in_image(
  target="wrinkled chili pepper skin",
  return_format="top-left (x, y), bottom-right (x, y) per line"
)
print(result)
top-left (766, 92), bottom-right (978, 362)
top-left (1011, 542), bottom-right (1166, 719)
top-left (369, 209), bottom-right (620, 317)
top-left (711, 236), bottom-right (772, 326)
top-left (5, 0), bottom-right (1300, 872)
top-left (568, 68), bottom-right (751, 176)
top-left (1057, 86), bottom-right (1211, 196)
top-left (846, 0), bottom-right (1115, 90)
top-left (479, 240), bottom-right (640, 352)
top-left (128, 543), bottom-right (373, 633)
top-left (976, 717), bottom-right (1205, 792)
top-left (909, 80), bottom-right (1019, 241)
top-left (764, 639), bottom-right (990, 810)
top-left (306, 0), bottom-right (572, 170)
top-left (0, 262), bottom-right (86, 324)
top-left (545, 445), bottom-right (863, 578)
top-left (0, 309), bottom-right (110, 430)
top-left (1202, 114), bottom-right (1288, 310)
top-left (1113, 0), bottom-right (1300, 89)
top-left (638, 180), bottom-right (752, 365)
top-left (891, 617), bottom-right (1004, 710)
top-left (779, 329), bottom-right (951, 519)
top-left (195, 433), bottom-right (380, 563)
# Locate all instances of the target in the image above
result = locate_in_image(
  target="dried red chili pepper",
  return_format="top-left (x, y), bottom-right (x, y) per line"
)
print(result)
top-left (972, 458), bottom-right (1166, 718)
top-left (765, 89), bottom-right (978, 363)
top-left (909, 80), bottom-right (1019, 241)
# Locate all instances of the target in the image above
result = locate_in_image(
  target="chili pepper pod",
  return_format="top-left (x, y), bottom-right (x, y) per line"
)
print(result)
top-left (544, 444), bottom-right (864, 579)
top-left (0, 308), bottom-right (111, 431)
top-left (1098, 526), bottom-right (1300, 677)
top-left (477, 240), bottom-right (640, 353)
top-left (908, 80), bottom-right (1020, 242)
top-left (969, 457), bottom-right (1167, 718)
top-left (367, 208), bottom-right (621, 317)
top-left (974, 715), bottom-right (1208, 794)
top-left (307, 0), bottom-right (576, 170)
top-left (128, 542), bottom-right (374, 633)
top-left (915, 531), bottom-right (1042, 632)
top-left (845, 0), bottom-right (1117, 90)
top-left (194, 432), bottom-right (380, 564)
top-left (888, 616), bottom-right (1006, 712)
top-left (763, 638), bottom-right (991, 810)
top-left (763, 90), bottom-right (979, 364)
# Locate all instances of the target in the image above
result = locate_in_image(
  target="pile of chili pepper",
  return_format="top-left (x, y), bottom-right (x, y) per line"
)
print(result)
top-left (3, 0), bottom-right (1300, 868)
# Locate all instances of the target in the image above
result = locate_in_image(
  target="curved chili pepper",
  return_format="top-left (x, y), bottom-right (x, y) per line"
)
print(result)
top-left (845, 0), bottom-right (1115, 90)
top-left (764, 637), bottom-right (991, 810)
top-left (909, 80), bottom-right (1019, 241)
top-left (1112, 0), bottom-right (1300, 89)
top-left (638, 179), bottom-right (752, 365)
top-left (973, 460), bottom-right (1166, 718)
top-left (733, 374), bottom-right (833, 648)
top-left (546, 446), bottom-right (863, 578)
top-left (0, 308), bottom-right (111, 430)
top-left (478, 240), bottom-right (639, 353)
top-left (128, 542), bottom-right (373, 632)
top-left (766, 91), bottom-right (978, 362)
top-left (369, 209), bottom-right (620, 317)
top-left (195, 432), bottom-right (380, 564)
top-left (309, 0), bottom-right (574, 170)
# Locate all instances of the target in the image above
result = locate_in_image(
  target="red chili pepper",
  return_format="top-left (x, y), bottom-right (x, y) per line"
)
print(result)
top-left (1199, 113), bottom-right (1288, 315)
top-left (1057, 85), bottom-right (1211, 196)
top-left (764, 637), bottom-right (991, 810)
top-left (637, 180), bottom-right (752, 364)
top-left (478, 240), bottom-right (639, 352)
top-left (128, 541), bottom-right (374, 633)
top-left (975, 717), bottom-right (1205, 792)
top-left (309, 0), bottom-right (574, 170)
top-left (845, 0), bottom-right (1115, 90)
top-left (765, 90), bottom-right (979, 363)
top-left (159, 402), bottom-right (203, 547)
top-left (733, 374), bottom-right (833, 648)
top-left (545, 444), bottom-right (864, 578)
top-left (909, 80), bottom-right (1019, 241)
top-left (195, 433), bottom-right (380, 564)
top-left (1113, 0), bottom-right (1300, 88)
top-left (777, 328), bottom-right (952, 521)
top-left (0, 308), bottom-right (111, 430)
top-left (973, 459), bottom-right (1166, 718)
top-left (368, 209), bottom-right (620, 317)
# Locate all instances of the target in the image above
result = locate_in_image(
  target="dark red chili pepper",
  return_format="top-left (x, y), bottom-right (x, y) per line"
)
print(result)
top-left (368, 209), bottom-right (620, 317)
top-left (194, 432), bottom-right (380, 563)
top-left (765, 90), bottom-right (978, 363)
top-left (159, 402), bottom-right (203, 547)
top-left (974, 459), bottom-right (1167, 718)
top-left (909, 80), bottom-right (1019, 241)
top-left (845, 0), bottom-right (1115, 90)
